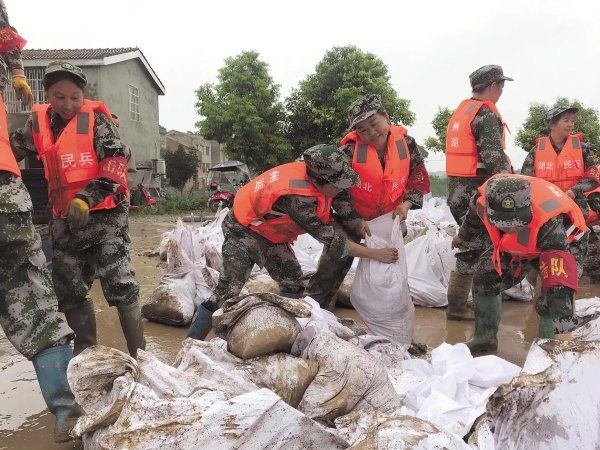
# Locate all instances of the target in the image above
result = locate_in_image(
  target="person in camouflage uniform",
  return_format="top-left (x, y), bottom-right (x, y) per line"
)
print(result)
top-left (452, 175), bottom-right (588, 353)
top-left (521, 105), bottom-right (600, 219)
top-left (305, 94), bottom-right (429, 308)
top-left (187, 144), bottom-right (399, 340)
top-left (10, 62), bottom-right (144, 359)
top-left (0, 2), bottom-right (80, 443)
top-left (445, 65), bottom-right (514, 321)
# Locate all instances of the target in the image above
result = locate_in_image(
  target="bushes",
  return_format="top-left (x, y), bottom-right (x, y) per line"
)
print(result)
top-left (130, 188), bottom-right (209, 216)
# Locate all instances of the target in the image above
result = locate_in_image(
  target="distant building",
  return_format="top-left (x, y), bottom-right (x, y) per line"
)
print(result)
top-left (164, 129), bottom-right (225, 189)
top-left (6, 47), bottom-right (166, 189)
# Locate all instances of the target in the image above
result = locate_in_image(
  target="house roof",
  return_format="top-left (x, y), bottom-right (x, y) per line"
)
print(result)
top-left (21, 47), bottom-right (165, 95)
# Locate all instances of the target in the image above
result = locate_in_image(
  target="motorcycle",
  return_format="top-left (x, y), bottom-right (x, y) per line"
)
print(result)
top-left (207, 187), bottom-right (234, 212)
top-left (130, 177), bottom-right (157, 210)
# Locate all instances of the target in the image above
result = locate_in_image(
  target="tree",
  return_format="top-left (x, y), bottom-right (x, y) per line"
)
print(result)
top-left (195, 51), bottom-right (292, 172)
top-left (164, 145), bottom-right (200, 194)
top-left (516, 98), bottom-right (600, 153)
top-left (285, 45), bottom-right (415, 154)
top-left (424, 107), bottom-right (454, 154)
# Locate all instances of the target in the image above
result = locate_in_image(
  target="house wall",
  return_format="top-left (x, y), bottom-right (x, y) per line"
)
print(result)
top-left (97, 59), bottom-right (162, 189)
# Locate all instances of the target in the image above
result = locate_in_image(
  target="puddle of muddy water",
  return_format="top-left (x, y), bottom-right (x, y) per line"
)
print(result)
top-left (1, 214), bottom-right (599, 449)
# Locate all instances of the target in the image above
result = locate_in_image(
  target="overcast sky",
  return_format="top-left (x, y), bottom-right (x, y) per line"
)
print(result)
top-left (8, 0), bottom-right (600, 172)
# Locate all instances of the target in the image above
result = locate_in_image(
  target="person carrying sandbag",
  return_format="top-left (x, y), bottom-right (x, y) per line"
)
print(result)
top-left (187, 144), bottom-right (399, 340)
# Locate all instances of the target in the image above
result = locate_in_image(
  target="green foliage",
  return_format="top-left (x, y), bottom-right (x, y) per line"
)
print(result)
top-left (285, 45), bottom-right (415, 154)
top-left (195, 50), bottom-right (292, 172)
top-left (424, 107), bottom-right (454, 153)
top-left (130, 188), bottom-right (209, 216)
top-left (429, 175), bottom-right (448, 198)
top-left (163, 145), bottom-right (201, 194)
top-left (516, 98), bottom-right (600, 153)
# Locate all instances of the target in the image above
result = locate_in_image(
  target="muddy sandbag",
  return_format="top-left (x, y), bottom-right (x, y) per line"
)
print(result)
top-left (486, 340), bottom-right (600, 450)
top-left (204, 241), bottom-right (223, 273)
top-left (335, 411), bottom-right (471, 450)
top-left (213, 293), bottom-right (312, 360)
top-left (241, 273), bottom-right (280, 295)
top-left (297, 329), bottom-right (402, 426)
top-left (228, 305), bottom-right (302, 359)
top-left (331, 271), bottom-right (355, 309)
top-left (67, 346), bottom-right (139, 435)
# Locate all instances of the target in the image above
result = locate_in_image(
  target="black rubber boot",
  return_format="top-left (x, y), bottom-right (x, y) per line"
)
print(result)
top-left (117, 301), bottom-right (146, 358)
top-left (64, 299), bottom-right (97, 356)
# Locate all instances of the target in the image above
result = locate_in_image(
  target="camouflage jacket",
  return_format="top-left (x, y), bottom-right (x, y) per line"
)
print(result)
top-left (0, 1), bottom-right (24, 93)
top-left (521, 138), bottom-right (599, 196)
top-left (228, 193), bottom-right (350, 261)
top-left (10, 109), bottom-right (130, 209)
top-left (332, 133), bottom-right (426, 232)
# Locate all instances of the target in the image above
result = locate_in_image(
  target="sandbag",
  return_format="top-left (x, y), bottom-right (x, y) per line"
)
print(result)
top-left (213, 293), bottom-right (311, 359)
top-left (486, 340), bottom-right (600, 450)
top-left (228, 305), bottom-right (302, 359)
top-left (297, 329), bottom-right (402, 426)
top-left (335, 411), bottom-right (471, 450)
top-left (350, 214), bottom-right (414, 343)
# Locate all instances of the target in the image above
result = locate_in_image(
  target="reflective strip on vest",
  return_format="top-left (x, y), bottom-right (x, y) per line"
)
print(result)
top-left (396, 140), bottom-right (407, 160)
top-left (77, 112), bottom-right (90, 134)
top-left (356, 144), bottom-right (368, 163)
top-left (289, 179), bottom-right (310, 188)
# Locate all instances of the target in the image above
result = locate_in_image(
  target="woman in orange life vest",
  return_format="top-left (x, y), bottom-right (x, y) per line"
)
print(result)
top-left (521, 105), bottom-right (600, 223)
top-left (187, 144), bottom-right (399, 341)
top-left (305, 94), bottom-right (430, 308)
top-left (452, 174), bottom-right (588, 354)
top-left (10, 62), bottom-right (145, 358)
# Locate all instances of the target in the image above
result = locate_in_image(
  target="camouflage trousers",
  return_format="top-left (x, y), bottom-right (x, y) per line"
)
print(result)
top-left (0, 211), bottom-right (72, 359)
top-left (50, 206), bottom-right (138, 311)
top-left (448, 176), bottom-right (486, 275)
top-left (473, 232), bottom-right (589, 333)
top-left (204, 214), bottom-right (303, 311)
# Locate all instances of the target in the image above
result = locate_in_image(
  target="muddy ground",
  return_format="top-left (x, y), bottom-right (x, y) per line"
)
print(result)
top-left (1, 215), bottom-right (599, 449)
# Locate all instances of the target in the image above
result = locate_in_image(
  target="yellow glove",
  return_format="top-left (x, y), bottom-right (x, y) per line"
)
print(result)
top-left (67, 198), bottom-right (90, 228)
top-left (12, 75), bottom-right (33, 107)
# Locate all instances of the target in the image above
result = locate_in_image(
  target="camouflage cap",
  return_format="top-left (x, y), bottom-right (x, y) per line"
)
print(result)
top-left (486, 176), bottom-right (533, 228)
top-left (43, 61), bottom-right (87, 86)
top-left (303, 144), bottom-right (359, 190)
top-left (469, 65), bottom-right (513, 90)
top-left (347, 94), bottom-right (383, 129)
top-left (545, 105), bottom-right (579, 125)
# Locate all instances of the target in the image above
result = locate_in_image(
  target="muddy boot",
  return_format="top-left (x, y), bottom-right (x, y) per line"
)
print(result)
top-left (117, 301), bottom-right (146, 358)
top-left (465, 294), bottom-right (502, 354)
top-left (446, 271), bottom-right (475, 321)
top-left (64, 299), bottom-right (97, 355)
top-left (538, 314), bottom-right (555, 339)
top-left (32, 345), bottom-right (82, 443)
top-left (187, 304), bottom-right (213, 340)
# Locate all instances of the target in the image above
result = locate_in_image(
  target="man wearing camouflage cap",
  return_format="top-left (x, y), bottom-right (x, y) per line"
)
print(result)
top-left (188, 144), bottom-right (399, 340)
top-left (305, 93), bottom-right (430, 309)
top-left (0, 3), bottom-right (80, 443)
top-left (521, 104), bottom-right (600, 225)
top-left (444, 65), bottom-right (514, 321)
top-left (452, 174), bottom-right (588, 353)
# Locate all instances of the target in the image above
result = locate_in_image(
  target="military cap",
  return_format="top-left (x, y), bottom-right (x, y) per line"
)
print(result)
top-left (347, 94), bottom-right (384, 129)
top-left (545, 105), bottom-right (579, 125)
top-left (469, 65), bottom-right (513, 90)
top-left (303, 144), bottom-right (359, 190)
top-left (486, 176), bottom-right (533, 228)
top-left (43, 61), bottom-right (87, 86)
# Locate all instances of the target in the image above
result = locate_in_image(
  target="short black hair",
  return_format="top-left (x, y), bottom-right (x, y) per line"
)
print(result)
top-left (43, 71), bottom-right (86, 91)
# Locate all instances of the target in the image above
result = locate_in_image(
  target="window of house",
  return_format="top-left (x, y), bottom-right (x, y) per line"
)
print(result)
top-left (128, 85), bottom-right (140, 121)
top-left (4, 67), bottom-right (46, 113)
top-left (205, 145), bottom-right (210, 156)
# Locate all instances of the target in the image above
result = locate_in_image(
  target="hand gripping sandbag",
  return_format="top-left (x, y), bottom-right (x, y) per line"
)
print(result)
top-left (350, 214), bottom-right (415, 344)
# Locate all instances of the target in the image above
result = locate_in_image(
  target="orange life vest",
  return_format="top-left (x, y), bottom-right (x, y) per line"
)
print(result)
top-left (476, 174), bottom-right (586, 275)
top-left (341, 125), bottom-right (410, 220)
top-left (31, 100), bottom-right (126, 218)
top-left (534, 135), bottom-right (585, 191)
top-left (233, 162), bottom-right (332, 244)
top-left (0, 93), bottom-right (21, 177)
top-left (446, 99), bottom-right (508, 177)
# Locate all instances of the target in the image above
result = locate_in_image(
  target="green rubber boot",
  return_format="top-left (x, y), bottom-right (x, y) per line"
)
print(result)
top-left (537, 314), bottom-right (555, 339)
top-left (465, 294), bottom-right (502, 354)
